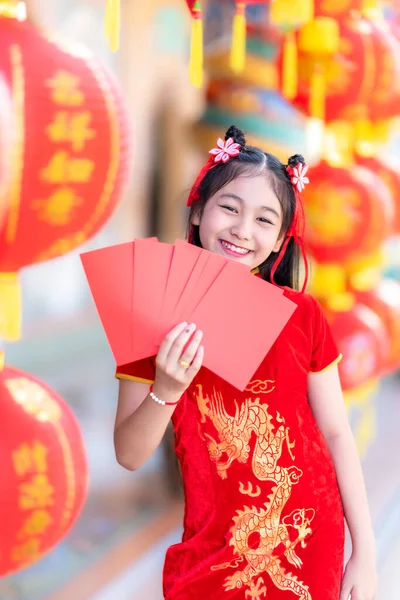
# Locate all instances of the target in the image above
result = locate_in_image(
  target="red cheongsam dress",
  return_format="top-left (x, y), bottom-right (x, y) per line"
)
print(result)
top-left (116, 289), bottom-right (345, 600)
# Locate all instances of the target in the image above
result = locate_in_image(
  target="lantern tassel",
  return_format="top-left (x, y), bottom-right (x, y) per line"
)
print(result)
top-left (309, 63), bottom-right (325, 121)
top-left (0, 273), bottom-right (21, 341)
top-left (104, 0), bottom-right (120, 52)
top-left (230, 2), bottom-right (246, 74)
top-left (282, 31), bottom-right (297, 100)
top-left (189, 2), bottom-right (203, 88)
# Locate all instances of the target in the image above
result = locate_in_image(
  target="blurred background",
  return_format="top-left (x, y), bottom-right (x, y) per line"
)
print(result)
top-left (0, 0), bottom-right (400, 599)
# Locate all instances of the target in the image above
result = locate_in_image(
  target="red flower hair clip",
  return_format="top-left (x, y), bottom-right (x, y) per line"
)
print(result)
top-left (209, 137), bottom-right (241, 163)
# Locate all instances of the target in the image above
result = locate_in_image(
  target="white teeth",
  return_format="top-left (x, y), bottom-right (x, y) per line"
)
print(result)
top-left (221, 240), bottom-right (250, 254)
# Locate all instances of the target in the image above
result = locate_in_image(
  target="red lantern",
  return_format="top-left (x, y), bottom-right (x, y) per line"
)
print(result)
top-left (293, 17), bottom-right (378, 121)
top-left (302, 161), bottom-right (393, 264)
top-left (367, 19), bottom-right (400, 121)
top-left (326, 303), bottom-right (389, 390)
top-left (0, 365), bottom-right (88, 576)
top-left (355, 154), bottom-right (400, 234)
top-left (0, 70), bottom-right (12, 228)
top-left (314, 0), bottom-right (363, 19)
top-left (355, 279), bottom-right (400, 375)
top-left (0, 16), bottom-right (131, 338)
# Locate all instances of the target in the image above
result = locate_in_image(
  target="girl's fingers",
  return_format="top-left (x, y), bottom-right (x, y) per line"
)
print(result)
top-left (156, 322), bottom-right (188, 366)
top-left (186, 344), bottom-right (204, 378)
top-left (166, 323), bottom-right (197, 365)
top-left (179, 329), bottom-right (203, 367)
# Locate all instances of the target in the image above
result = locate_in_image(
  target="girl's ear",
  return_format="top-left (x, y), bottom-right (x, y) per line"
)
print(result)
top-left (191, 207), bottom-right (201, 226)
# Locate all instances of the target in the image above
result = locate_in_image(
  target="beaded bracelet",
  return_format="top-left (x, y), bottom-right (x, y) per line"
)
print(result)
top-left (149, 385), bottom-right (181, 406)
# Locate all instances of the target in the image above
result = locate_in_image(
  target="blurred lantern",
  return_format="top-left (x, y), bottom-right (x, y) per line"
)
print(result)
top-left (314, 0), bottom-right (364, 19)
top-left (302, 161), bottom-right (393, 265)
top-left (0, 13), bottom-right (131, 340)
top-left (354, 154), bottom-right (400, 235)
top-left (294, 17), bottom-right (377, 121)
top-left (325, 301), bottom-right (389, 391)
top-left (0, 70), bottom-right (12, 229)
top-left (366, 18), bottom-right (400, 122)
top-left (355, 279), bottom-right (400, 374)
top-left (0, 365), bottom-right (88, 576)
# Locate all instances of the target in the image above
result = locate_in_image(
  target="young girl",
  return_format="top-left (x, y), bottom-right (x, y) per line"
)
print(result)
top-left (114, 126), bottom-right (377, 600)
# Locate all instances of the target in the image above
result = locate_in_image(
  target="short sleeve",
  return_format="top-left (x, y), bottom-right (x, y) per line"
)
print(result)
top-left (309, 296), bottom-right (342, 374)
top-left (115, 356), bottom-right (156, 384)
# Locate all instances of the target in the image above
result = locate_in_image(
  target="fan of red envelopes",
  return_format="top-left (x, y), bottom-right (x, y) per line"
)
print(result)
top-left (81, 238), bottom-right (297, 391)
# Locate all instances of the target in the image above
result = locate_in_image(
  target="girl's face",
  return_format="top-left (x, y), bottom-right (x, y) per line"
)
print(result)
top-left (191, 174), bottom-right (285, 271)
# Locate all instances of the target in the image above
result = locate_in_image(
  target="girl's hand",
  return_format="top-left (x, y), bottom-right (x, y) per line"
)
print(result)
top-left (340, 550), bottom-right (377, 600)
top-left (153, 322), bottom-right (204, 398)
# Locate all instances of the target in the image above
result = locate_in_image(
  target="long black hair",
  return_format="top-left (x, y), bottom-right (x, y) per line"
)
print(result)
top-left (187, 125), bottom-right (305, 290)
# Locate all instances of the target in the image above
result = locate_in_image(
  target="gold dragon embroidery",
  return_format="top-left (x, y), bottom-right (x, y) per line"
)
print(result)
top-left (194, 382), bottom-right (315, 600)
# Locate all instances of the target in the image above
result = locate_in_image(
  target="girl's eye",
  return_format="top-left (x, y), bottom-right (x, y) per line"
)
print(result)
top-left (220, 205), bottom-right (237, 213)
top-left (258, 217), bottom-right (274, 225)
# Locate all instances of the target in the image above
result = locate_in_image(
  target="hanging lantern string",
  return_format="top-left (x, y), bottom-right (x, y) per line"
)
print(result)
top-left (104, 0), bottom-right (120, 52)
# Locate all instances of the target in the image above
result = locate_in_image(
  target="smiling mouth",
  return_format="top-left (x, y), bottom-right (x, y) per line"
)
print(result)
top-left (219, 239), bottom-right (252, 256)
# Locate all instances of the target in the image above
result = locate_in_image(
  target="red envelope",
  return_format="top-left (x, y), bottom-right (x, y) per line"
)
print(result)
top-left (131, 238), bottom-right (174, 360)
top-left (175, 251), bottom-right (229, 321)
top-left (189, 260), bottom-right (297, 390)
top-left (80, 241), bottom-right (135, 366)
top-left (156, 240), bottom-right (203, 342)
top-left (82, 237), bottom-right (297, 391)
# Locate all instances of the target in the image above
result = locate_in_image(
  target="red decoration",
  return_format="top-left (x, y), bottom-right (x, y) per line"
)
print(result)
top-left (0, 16), bottom-right (131, 339)
top-left (367, 19), bottom-right (400, 121)
top-left (314, 0), bottom-right (363, 19)
top-left (325, 303), bottom-right (389, 391)
top-left (355, 280), bottom-right (400, 375)
top-left (0, 18), bottom-right (130, 270)
top-left (302, 161), bottom-right (393, 264)
top-left (355, 154), bottom-right (400, 235)
top-left (0, 365), bottom-right (88, 576)
top-left (0, 70), bottom-right (12, 228)
top-left (294, 18), bottom-right (378, 122)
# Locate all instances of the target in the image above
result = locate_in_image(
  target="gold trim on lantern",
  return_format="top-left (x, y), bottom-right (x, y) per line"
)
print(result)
top-left (6, 44), bottom-right (25, 244)
top-left (54, 422), bottom-right (78, 528)
top-left (80, 56), bottom-right (121, 241)
top-left (0, 272), bottom-right (21, 340)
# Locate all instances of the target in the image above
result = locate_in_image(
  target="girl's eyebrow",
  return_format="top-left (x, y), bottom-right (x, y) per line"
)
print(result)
top-left (220, 193), bottom-right (280, 218)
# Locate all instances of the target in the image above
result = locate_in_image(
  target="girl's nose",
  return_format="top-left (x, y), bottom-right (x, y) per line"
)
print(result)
top-left (231, 218), bottom-right (252, 241)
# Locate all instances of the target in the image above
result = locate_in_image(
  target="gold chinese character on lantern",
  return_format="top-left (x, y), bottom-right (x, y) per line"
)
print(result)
top-left (46, 71), bottom-right (85, 106)
top-left (35, 232), bottom-right (87, 262)
top-left (12, 441), bottom-right (48, 477)
top-left (19, 474), bottom-right (55, 510)
top-left (40, 150), bottom-right (95, 184)
top-left (46, 111), bottom-right (96, 151)
top-left (11, 538), bottom-right (41, 563)
top-left (33, 188), bottom-right (83, 226)
top-left (18, 509), bottom-right (53, 538)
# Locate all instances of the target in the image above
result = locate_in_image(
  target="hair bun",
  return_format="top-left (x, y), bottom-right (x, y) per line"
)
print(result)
top-left (287, 154), bottom-right (305, 168)
top-left (225, 125), bottom-right (246, 148)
